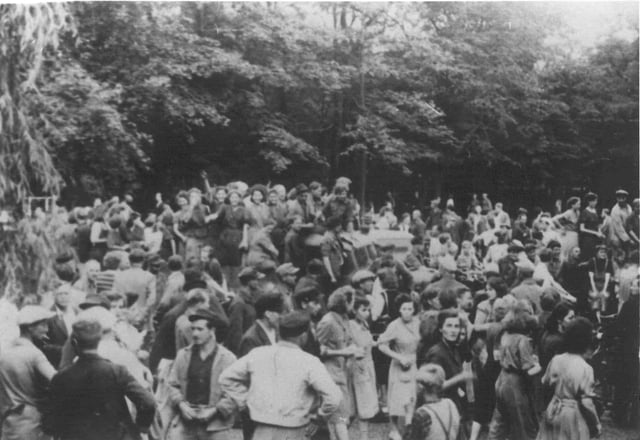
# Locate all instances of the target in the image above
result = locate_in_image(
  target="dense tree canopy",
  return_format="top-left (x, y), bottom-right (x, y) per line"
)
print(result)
top-left (3, 2), bottom-right (639, 213)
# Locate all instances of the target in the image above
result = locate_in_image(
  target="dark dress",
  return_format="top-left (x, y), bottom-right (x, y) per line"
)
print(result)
top-left (578, 208), bottom-right (601, 261)
top-left (217, 204), bottom-right (250, 267)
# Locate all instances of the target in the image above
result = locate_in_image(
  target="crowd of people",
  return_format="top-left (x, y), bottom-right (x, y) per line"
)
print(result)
top-left (0, 174), bottom-right (638, 440)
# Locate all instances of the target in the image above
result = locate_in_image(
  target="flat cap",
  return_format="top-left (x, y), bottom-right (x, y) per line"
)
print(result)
top-left (183, 279), bottom-right (207, 292)
top-left (72, 319), bottom-right (103, 344)
top-left (238, 267), bottom-right (265, 282)
top-left (336, 176), bottom-right (352, 186)
top-left (616, 189), bottom-right (629, 197)
top-left (188, 307), bottom-right (229, 330)
top-left (352, 269), bottom-right (376, 284)
top-left (17, 306), bottom-right (54, 326)
top-left (276, 263), bottom-right (300, 277)
top-left (79, 294), bottom-right (111, 311)
top-left (279, 311), bottom-right (311, 336)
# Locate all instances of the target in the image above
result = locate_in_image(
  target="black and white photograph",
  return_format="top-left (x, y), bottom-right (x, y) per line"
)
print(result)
top-left (0, 1), bottom-right (638, 439)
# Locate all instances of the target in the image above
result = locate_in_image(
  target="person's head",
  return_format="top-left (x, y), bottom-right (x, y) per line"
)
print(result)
top-left (186, 288), bottom-right (210, 310)
top-left (585, 192), bottom-right (598, 208)
top-left (255, 293), bottom-right (285, 328)
top-left (438, 289), bottom-right (458, 310)
top-left (566, 196), bottom-right (580, 211)
top-left (168, 255), bottom-right (183, 273)
top-left (238, 267), bottom-right (264, 289)
top-left (333, 184), bottom-right (348, 201)
top-left (438, 232), bottom-right (451, 245)
top-left (71, 319), bottom-right (102, 353)
top-left (525, 243), bottom-right (537, 262)
top-left (595, 245), bottom-right (607, 260)
top-left (412, 209), bottom-right (422, 220)
top-left (546, 302), bottom-right (575, 334)
top-left (504, 309), bottom-right (538, 337)
top-left (495, 202), bottom-right (503, 212)
top-left (438, 309), bottom-right (461, 343)
top-left (547, 240), bottom-right (561, 259)
top-left (295, 184), bottom-right (309, 202)
top-left (351, 270), bottom-right (376, 294)
top-left (129, 248), bottom-right (145, 267)
top-left (54, 287), bottom-right (71, 310)
top-left (17, 306), bottom-right (53, 341)
top-left (492, 298), bottom-right (508, 322)
top-left (458, 289), bottom-right (473, 313)
top-left (214, 187), bottom-right (228, 203)
top-left (563, 317), bottom-right (593, 355)
top-left (353, 296), bottom-right (371, 322)
top-left (279, 311), bottom-right (311, 346)
top-left (416, 363), bottom-right (446, 400)
top-left (55, 264), bottom-right (76, 284)
top-left (474, 204), bottom-right (482, 215)
top-left (267, 189), bottom-right (279, 205)
top-left (105, 290), bottom-right (126, 310)
top-left (309, 181), bottom-right (323, 198)
top-left (276, 263), bottom-right (299, 287)
top-left (420, 288), bottom-right (440, 311)
top-left (616, 189), bottom-right (629, 205)
top-left (517, 208), bottom-right (528, 222)
top-left (486, 276), bottom-right (507, 300)
top-left (327, 286), bottom-right (355, 316)
top-left (176, 191), bottom-right (188, 208)
top-left (293, 286), bottom-right (322, 317)
top-left (188, 188), bottom-right (202, 206)
top-left (85, 259), bottom-right (101, 281)
top-left (395, 293), bottom-right (417, 322)
top-left (540, 287), bottom-right (561, 312)
top-left (228, 190), bottom-right (242, 206)
top-left (188, 308), bottom-right (229, 347)
top-left (251, 188), bottom-right (264, 204)
top-left (306, 258), bottom-right (324, 276)
top-left (568, 246), bottom-right (581, 262)
top-left (538, 248), bottom-right (552, 264)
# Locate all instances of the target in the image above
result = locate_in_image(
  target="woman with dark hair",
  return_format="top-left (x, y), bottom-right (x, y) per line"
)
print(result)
top-left (348, 296), bottom-right (379, 439)
top-left (552, 197), bottom-right (581, 261)
top-left (216, 190), bottom-right (250, 288)
top-left (539, 303), bottom-right (575, 371)
top-left (423, 310), bottom-right (473, 436)
top-left (538, 317), bottom-right (600, 439)
top-left (488, 313), bottom-right (541, 440)
top-left (586, 244), bottom-right (615, 318)
top-left (579, 193), bottom-right (603, 262)
top-left (557, 247), bottom-right (587, 314)
top-left (317, 287), bottom-right (360, 440)
top-left (377, 294), bottom-right (420, 440)
top-left (474, 276), bottom-right (508, 330)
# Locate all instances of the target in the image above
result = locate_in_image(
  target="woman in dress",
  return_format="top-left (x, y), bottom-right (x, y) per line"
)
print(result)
top-left (579, 193), bottom-right (603, 262)
top-left (317, 287), bottom-right (360, 440)
top-left (377, 294), bottom-right (421, 440)
top-left (538, 317), bottom-right (600, 440)
top-left (552, 197), bottom-right (580, 261)
top-left (586, 245), bottom-right (615, 319)
top-left (424, 310), bottom-right (474, 439)
top-left (488, 313), bottom-right (541, 440)
top-left (348, 296), bottom-right (379, 439)
top-left (216, 190), bottom-right (250, 288)
top-left (172, 191), bottom-right (190, 258)
top-left (245, 185), bottom-right (270, 242)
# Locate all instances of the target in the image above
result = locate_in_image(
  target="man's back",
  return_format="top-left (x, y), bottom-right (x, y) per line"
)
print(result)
top-left (220, 342), bottom-right (341, 428)
top-left (43, 354), bottom-right (155, 440)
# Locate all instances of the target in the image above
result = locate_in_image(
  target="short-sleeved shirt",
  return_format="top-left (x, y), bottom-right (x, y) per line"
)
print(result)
top-left (0, 338), bottom-right (55, 415)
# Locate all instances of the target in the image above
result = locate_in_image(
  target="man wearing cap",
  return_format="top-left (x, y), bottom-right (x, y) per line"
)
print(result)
top-left (175, 289), bottom-right (211, 351)
top-left (610, 189), bottom-right (632, 252)
top-left (352, 269), bottom-right (376, 298)
top-left (498, 243), bottom-right (523, 288)
top-left (238, 293), bottom-right (285, 440)
top-left (274, 263), bottom-right (299, 312)
top-left (0, 306), bottom-right (56, 440)
top-left (165, 308), bottom-right (236, 440)
top-left (114, 248), bottom-right (156, 329)
top-left (224, 267), bottom-right (263, 355)
top-left (43, 318), bottom-right (156, 440)
top-left (220, 312), bottom-right (342, 440)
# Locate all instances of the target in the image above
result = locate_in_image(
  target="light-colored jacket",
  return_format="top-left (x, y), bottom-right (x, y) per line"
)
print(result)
top-left (167, 344), bottom-right (238, 432)
top-left (219, 341), bottom-right (342, 428)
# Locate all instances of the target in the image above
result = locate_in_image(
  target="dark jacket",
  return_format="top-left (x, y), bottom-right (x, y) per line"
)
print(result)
top-left (42, 353), bottom-right (156, 440)
top-left (225, 289), bottom-right (257, 356)
top-left (42, 313), bottom-right (69, 367)
top-left (239, 322), bottom-right (275, 357)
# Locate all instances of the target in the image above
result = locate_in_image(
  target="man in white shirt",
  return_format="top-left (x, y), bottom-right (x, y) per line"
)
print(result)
top-left (220, 312), bottom-right (342, 440)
